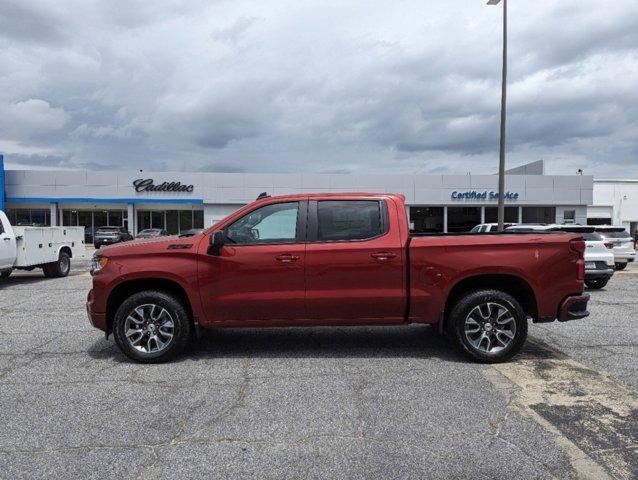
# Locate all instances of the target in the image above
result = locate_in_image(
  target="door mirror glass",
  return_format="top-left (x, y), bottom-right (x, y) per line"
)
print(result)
top-left (209, 230), bottom-right (225, 255)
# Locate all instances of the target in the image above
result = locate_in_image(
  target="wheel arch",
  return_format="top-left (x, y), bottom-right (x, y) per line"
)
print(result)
top-left (443, 274), bottom-right (538, 328)
top-left (106, 278), bottom-right (194, 333)
top-left (58, 245), bottom-right (72, 258)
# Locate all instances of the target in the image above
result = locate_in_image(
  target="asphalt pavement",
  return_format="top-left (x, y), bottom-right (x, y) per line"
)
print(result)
top-left (0, 260), bottom-right (636, 479)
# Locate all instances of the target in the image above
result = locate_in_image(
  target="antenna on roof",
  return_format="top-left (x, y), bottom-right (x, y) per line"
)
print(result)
top-left (257, 192), bottom-right (269, 200)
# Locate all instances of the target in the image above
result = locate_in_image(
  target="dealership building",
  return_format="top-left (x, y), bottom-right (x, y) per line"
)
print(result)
top-left (1, 155), bottom-right (635, 239)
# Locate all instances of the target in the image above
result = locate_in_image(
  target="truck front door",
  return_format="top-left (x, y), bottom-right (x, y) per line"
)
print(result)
top-left (0, 212), bottom-right (16, 270)
top-left (197, 201), bottom-right (307, 324)
top-left (304, 199), bottom-right (405, 323)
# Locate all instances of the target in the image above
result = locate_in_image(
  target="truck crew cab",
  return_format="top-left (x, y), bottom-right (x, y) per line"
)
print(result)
top-left (87, 193), bottom-right (589, 364)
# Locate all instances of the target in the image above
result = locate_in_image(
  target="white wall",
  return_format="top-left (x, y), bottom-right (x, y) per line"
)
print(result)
top-left (592, 181), bottom-right (638, 227)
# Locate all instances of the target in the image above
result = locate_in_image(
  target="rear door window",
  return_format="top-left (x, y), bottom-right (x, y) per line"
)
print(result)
top-left (316, 200), bottom-right (385, 241)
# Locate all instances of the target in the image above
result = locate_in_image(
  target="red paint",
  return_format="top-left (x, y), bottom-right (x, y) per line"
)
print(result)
top-left (88, 193), bottom-right (588, 333)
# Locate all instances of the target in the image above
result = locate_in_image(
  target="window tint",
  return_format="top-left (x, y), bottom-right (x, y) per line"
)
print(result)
top-left (598, 230), bottom-right (629, 239)
top-left (580, 232), bottom-right (603, 241)
top-left (227, 202), bottom-right (299, 244)
top-left (317, 200), bottom-right (383, 241)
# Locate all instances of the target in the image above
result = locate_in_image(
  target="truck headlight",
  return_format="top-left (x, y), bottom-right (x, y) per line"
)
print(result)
top-left (91, 255), bottom-right (108, 274)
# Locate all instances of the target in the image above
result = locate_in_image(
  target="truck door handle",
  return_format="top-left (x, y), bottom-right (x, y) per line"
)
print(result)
top-left (3, 238), bottom-right (9, 241)
top-left (275, 254), bottom-right (300, 263)
top-left (371, 252), bottom-right (397, 260)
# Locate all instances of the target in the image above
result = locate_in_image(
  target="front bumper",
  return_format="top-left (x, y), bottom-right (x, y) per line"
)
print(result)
top-left (86, 289), bottom-right (107, 331)
top-left (558, 294), bottom-right (590, 322)
top-left (94, 238), bottom-right (119, 246)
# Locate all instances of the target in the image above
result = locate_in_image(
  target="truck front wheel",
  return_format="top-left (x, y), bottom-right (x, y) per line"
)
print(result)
top-left (447, 289), bottom-right (528, 363)
top-left (113, 290), bottom-right (192, 363)
top-left (0, 269), bottom-right (12, 279)
top-left (43, 251), bottom-right (71, 278)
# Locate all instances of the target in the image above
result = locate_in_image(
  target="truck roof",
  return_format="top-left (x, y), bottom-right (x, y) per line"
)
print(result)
top-left (251, 192), bottom-right (406, 202)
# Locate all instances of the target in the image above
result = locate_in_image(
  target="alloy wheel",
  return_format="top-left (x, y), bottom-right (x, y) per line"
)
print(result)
top-left (124, 304), bottom-right (175, 354)
top-left (464, 302), bottom-right (516, 355)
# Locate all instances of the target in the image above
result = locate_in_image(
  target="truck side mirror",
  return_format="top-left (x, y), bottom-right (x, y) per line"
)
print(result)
top-left (209, 230), bottom-right (225, 256)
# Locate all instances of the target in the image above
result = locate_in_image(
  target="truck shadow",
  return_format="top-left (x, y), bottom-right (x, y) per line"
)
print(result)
top-left (188, 325), bottom-right (467, 363)
top-left (0, 271), bottom-right (86, 289)
top-left (88, 325), bottom-right (469, 363)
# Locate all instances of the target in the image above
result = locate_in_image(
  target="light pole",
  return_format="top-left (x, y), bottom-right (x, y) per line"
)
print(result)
top-left (488, 0), bottom-right (507, 231)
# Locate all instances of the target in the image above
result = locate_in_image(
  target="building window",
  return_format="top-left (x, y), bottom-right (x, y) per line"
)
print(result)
top-left (563, 210), bottom-right (576, 224)
top-left (166, 210), bottom-right (179, 235)
top-left (448, 207), bottom-right (481, 232)
top-left (485, 207), bottom-right (519, 224)
top-left (587, 218), bottom-right (612, 226)
top-left (410, 207), bottom-right (444, 233)
top-left (193, 210), bottom-right (204, 229)
top-left (522, 207), bottom-right (556, 224)
top-left (5, 208), bottom-right (50, 226)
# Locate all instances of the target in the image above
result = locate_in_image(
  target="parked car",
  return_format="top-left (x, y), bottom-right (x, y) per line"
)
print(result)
top-left (88, 193), bottom-right (590, 364)
top-left (506, 224), bottom-right (614, 289)
top-left (470, 223), bottom-right (518, 233)
top-left (593, 226), bottom-right (635, 270)
top-left (179, 228), bottom-right (204, 237)
top-left (93, 227), bottom-right (133, 249)
top-left (136, 228), bottom-right (170, 239)
top-left (0, 210), bottom-right (85, 278)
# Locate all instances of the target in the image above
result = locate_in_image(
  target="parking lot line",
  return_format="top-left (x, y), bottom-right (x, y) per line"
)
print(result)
top-left (484, 340), bottom-right (638, 480)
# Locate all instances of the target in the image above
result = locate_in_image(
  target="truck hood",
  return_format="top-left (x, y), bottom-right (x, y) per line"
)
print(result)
top-left (98, 234), bottom-right (203, 256)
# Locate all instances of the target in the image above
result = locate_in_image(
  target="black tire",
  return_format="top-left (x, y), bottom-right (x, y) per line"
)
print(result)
top-left (615, 263), bottom-right (627, 271)
top-left (0, 269), bottom-right (12, 279)
top-left (113, 290), bottom-right (192, 363)
top-left (585, 278), bottom-right (609, 289)
top-left (447, 289), bottom-right (528, 363)
top-left (42, 251), bottom-right (71, 278)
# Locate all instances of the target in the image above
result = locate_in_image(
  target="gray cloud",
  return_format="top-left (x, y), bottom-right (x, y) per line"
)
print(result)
top-left (0, 0), bottom-right (636, 178)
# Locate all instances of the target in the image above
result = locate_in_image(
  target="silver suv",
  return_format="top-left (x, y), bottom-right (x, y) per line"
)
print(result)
top-left (594, 226), bottom-right (636, 270)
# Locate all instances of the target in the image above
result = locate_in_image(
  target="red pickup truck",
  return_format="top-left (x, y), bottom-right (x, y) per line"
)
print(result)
top-left (87, 193), bottom-right (589, 363)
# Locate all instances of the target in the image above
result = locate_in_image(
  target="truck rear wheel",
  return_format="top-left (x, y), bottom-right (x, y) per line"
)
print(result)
top-left (447, 289), bottom-right (528, 363)
top-left (113, 290), bottom-right (192, 363)
top-left (43, 251), bottom-right (71, 278)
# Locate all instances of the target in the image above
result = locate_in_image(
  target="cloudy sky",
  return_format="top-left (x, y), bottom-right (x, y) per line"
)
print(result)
top-left (0, 0), bottom-right (637, 177)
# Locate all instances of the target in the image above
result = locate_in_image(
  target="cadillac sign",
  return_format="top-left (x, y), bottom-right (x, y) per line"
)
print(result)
top-left (133, 178), bottom-right (194, 193)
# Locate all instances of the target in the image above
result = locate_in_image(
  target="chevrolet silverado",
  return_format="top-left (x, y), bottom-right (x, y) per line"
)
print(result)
top-left (87, 193), bottom-right (589, 363)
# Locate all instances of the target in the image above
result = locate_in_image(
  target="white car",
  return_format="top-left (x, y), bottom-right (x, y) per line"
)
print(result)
top-left (470, 223), bottom-right (518, 233)
top-left (594, 226), bottom-right (636, 270)
top-left (505, 224), bottom-right (614, 289)
top-left (0, 210), bottom-right (85, 279)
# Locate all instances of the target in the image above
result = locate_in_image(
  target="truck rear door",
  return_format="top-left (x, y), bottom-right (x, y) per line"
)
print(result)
top-left (304, 198), bottom-right (405, 323)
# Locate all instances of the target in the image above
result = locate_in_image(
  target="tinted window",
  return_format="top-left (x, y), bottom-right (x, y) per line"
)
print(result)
top-left (598, 230), bottom-right (630, 239)
top-left (317, 200), bottom-right (383, 241)
top-left (580, 232), bottom-right (603, 241)
top-left (227, 202), bottom-right (299, 244)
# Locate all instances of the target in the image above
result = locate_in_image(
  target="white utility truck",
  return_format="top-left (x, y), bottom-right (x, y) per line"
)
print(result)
top-left (0, 210), bottom-right (85, 279)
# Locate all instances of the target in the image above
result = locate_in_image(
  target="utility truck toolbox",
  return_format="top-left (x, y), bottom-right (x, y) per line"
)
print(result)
top-left (0, 210), bottom-right (86, 279)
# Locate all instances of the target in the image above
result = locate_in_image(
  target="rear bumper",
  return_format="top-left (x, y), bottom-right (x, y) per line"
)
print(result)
top-left (614, 253), bottom-right (635, 263)
top-left (558, 294), bottom-right (590, 322)
top-left (585, 269), bottom-right (614, 280)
